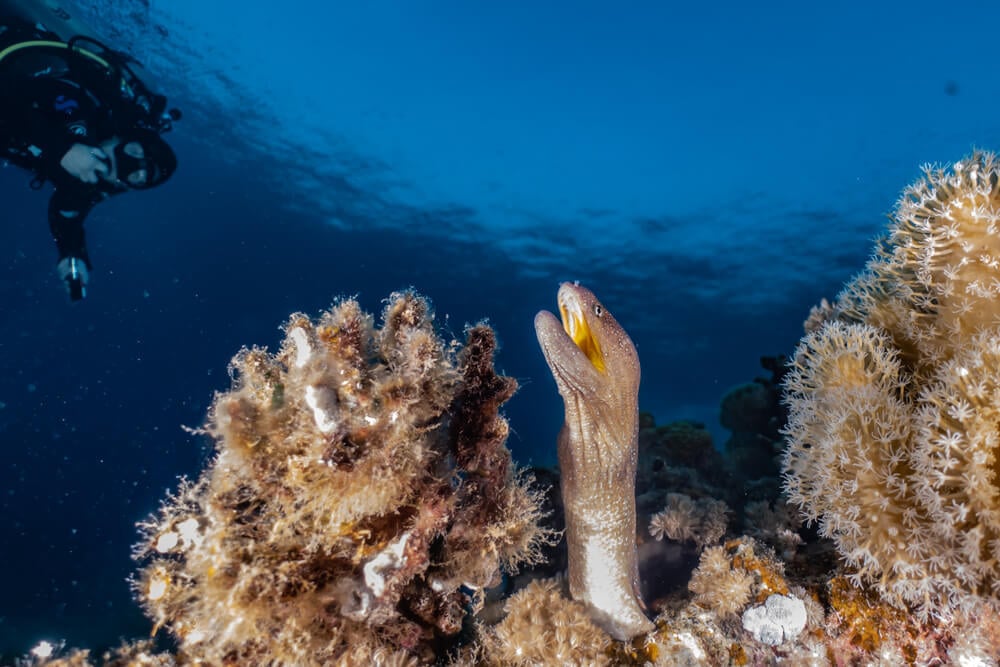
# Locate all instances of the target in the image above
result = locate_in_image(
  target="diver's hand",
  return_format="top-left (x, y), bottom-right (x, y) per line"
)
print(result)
top-left (56, 256), bottom-right (89, 301)
top-left (59, 144), bottom-right (109, 184)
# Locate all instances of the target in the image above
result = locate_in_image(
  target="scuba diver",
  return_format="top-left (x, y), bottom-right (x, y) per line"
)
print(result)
top-left (0, 11), bottom-right (180, 301)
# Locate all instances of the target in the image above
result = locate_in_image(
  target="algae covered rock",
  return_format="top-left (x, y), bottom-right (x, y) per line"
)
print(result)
top-left (132, 291), bottom-right (554, 664)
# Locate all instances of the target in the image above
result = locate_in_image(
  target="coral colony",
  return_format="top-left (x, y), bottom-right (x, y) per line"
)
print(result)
top-left (129, 292), bottom-right (555, 665)
top-left (784, 152), bottom-right (1000, 618)
top-left (23, 154), bottom-right (1000, 665)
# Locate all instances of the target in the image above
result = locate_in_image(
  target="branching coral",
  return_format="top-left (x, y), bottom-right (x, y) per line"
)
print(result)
top-left (131, 290), bottom-right (553, 664)
top-left (783, 151), bottom-right (1000, 617)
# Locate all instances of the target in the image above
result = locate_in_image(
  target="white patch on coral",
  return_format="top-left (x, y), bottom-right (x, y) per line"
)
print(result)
top-left (30, 640), bottom-right (57, 659)
top-left (155, 531), bottom-right (179, 553)
top-left (336, 532), bottom-right (414, 620)
top-left (289, 327), bottom-right (311, 368)
top-left (305, 385), bottom-right (339, 433)
top-left (148, 574), bottom-right (169, 601)
top-left (955, 652), bottom-right (992, 667)
top-left (742, 593), bottom-right (807, 646)
top-left (364, 531), bottom-right (411, 597)
top-left (177, 517), bottom-right (201, 548)
top-left (220, 615), bottom-right (245, 643)
top-left (676, 631), bottom-right (705, 660)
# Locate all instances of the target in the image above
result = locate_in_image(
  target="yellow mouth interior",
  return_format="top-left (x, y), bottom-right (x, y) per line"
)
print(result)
top-left (559, 302), bottom-right (606, 374)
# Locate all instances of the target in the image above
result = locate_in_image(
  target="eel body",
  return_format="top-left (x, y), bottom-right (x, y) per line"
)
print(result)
top-left (534, 282), bottom-right (654, 640)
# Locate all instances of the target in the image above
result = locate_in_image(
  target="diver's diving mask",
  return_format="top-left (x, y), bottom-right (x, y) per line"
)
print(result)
top-left (110, 130), bottom-right (176, 189)
top-left (113, 140), bottom-right (150, 187)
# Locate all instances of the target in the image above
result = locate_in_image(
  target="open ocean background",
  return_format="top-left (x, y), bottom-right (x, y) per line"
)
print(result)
top-left (2, 0), bottom-right (1000, 655)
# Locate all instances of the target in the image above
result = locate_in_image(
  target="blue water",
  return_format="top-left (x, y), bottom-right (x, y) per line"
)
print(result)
top-left (2, 0), bottom-right (999, 655)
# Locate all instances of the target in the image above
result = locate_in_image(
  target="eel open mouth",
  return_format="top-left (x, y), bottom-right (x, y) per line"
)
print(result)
top-left (558, 288), bottom-right (606, 374)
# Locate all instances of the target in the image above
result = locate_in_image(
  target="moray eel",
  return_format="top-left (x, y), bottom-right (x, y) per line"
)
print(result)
top-left (534, 282), bottom-right (654, 641)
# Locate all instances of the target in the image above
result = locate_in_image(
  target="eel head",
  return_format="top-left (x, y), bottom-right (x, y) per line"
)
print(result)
top-left (534, 281), bottom-right (639, 403)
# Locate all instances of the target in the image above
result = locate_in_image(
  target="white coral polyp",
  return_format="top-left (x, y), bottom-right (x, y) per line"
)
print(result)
top-left (364, 531), bottom-right (411, 597)
top-left (304, 385), bottom-right (339, 433)
top-left (289, 327), bottom-right (312, 368)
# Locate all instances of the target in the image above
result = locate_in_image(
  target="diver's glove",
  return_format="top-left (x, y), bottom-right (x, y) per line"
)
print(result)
top-left (60, 144), bottom-right (110, 184)
top-left (56, 256), bottom-right (89, 301)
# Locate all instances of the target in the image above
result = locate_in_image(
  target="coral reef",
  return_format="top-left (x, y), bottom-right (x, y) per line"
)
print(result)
top-left (637, 419), bottom-right (729, 494)
top-left (687, 543), bottom-right (756, 616)
top-left (720, 356), bottom-right (788, 485)
top-left (720, 381), bottom-right (775, 435)
top-left (635, 418), bottom-right (730, 514)
top-left (640, 419), bottom-right (719, 471)
top-left (26, 168), bottom-right (1000, 664)
top-left (648, 492), bottom-right (730, 549)
top-left (470, 579), bottom-right (613, 666)
top-left (742, 499), bottom-right (804, 561)
top-left (16, 640), bottom-right (174, 667)
top-left (471, 531), bottom-right (1000, 666)
top-left (465, 539), bottom-right (805, 667)
top-left (820, 575), bottom-right (1000, 665)
top-left (783, 151), bottom-right (1000, 617)
top-left (129, 290), bottom-right (553, 664)
top-left (688, 538), bottom-right (791, 616)
top-left (646, 537), bottom-right (826, 665)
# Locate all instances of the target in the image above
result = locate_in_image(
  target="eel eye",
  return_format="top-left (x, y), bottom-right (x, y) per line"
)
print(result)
top-left (593, 304), bottom-right (603, 317)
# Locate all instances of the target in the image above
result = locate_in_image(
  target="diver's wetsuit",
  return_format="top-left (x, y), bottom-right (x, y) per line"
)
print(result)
top-left (0, 19), bottom-right (125, 271)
